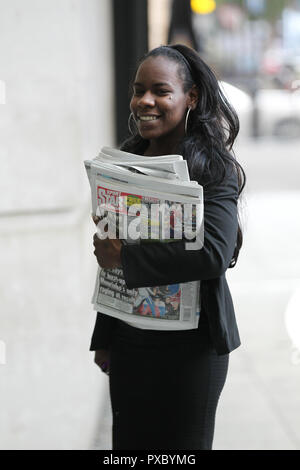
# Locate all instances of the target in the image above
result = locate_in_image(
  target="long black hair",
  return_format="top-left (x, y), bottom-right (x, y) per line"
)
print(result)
top-left (121, 44), bottom-right (246, 268)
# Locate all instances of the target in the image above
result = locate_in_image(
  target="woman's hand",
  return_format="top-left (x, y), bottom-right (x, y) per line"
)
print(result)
top-left (93, 234), bottom-right (122, 269)
top-left (94, 349), bottom-right (110, 375)
top-left (92, 215), bottom-right (122, 269)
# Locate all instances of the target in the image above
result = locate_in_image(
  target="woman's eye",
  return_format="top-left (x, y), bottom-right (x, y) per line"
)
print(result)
top-left (133, 89), bottom-right (143, 96)
top-left (132, 89), bottom-right (170, 97)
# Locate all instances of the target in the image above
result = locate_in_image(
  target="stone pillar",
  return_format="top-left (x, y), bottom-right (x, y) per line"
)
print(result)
top-left (0, 0), bottom-right (114, 449)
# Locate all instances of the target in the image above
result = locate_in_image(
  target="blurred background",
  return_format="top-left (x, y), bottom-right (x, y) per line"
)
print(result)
top-left (0, 0), bottom-right (300, 450)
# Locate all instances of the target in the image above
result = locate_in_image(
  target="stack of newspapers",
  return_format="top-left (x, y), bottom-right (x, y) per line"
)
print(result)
top-left (84, 146), bottom-right (204, 330)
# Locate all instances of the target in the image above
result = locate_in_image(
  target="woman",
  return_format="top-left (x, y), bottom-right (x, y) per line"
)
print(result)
top-left (90, 44), bottom-right (246, 450)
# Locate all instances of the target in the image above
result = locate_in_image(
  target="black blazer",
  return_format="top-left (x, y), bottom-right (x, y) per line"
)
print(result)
top-left (90, 164), bottom-right (241, 355)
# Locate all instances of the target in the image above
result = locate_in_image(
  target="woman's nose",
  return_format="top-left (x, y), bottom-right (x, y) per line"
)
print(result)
top-left (138, 91), bottom-right (155, 107)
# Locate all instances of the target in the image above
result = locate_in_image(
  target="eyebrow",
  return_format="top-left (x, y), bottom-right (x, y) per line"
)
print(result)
top-left (133, 81), bottom-right (172, 87)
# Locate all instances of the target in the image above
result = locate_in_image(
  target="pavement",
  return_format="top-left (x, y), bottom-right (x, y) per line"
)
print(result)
top-left (91, 137), bottom-right (300, 450)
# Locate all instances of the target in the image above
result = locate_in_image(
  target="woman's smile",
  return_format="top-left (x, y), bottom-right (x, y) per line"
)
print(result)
top-left (137, 114), bottom-right (161, 121)
top-left (137, 114), bottom-right (162, 127)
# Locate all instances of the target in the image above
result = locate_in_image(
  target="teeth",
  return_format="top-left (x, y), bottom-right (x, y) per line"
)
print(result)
top-left (139, 116), bottom-right (159, 121)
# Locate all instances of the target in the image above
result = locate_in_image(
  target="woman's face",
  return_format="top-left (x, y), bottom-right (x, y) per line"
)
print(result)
top-left (130, 56), bottom-right (193, 145)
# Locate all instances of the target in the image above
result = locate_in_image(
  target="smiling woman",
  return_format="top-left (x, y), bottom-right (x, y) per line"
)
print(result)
top-left (130, 55), bottom-right (198, 153)
top-left (90, 44), bottom-right (246, 450)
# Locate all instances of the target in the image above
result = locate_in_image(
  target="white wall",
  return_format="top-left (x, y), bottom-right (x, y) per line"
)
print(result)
top-left (0, 0), bottom-right (114, 449)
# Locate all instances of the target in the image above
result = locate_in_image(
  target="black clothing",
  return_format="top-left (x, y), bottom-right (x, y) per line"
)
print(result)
top-left (109, 309), bottom-right (229, 450)
top-left (90, 163), bottom-right (240, 450)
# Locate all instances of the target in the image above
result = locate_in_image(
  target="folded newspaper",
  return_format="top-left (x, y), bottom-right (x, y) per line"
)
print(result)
top-left (84, 147), bottom-right (204, 330)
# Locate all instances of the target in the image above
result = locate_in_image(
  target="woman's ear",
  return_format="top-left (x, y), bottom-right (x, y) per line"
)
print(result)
top-left (187, 84), bottom-right (199, 110)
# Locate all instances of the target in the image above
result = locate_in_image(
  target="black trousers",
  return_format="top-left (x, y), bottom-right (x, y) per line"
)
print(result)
top-left (109, 313), bottom-right (229, 450)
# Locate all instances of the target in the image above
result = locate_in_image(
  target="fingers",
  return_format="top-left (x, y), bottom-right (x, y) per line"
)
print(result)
top-left (92, 214), bottom-right (100, 225)
top-left (93, 233), bottom-right (111, 251)
top-left (93, 232), bottom-right (100, 245)
top-left (94, 351), bottom-right (110, 375)
top-left (93, 232), bottom-right (109, 247)
top-left (92, 233), bottom-right (121, 269)
top-left (95, 361), bottom-right (110, 375)
top-left (93, 233), bottom-right (108, 256)
top-left (91, 214), bottom-right (108, 232)
top-left (99, 360), bottom-right (110, 375)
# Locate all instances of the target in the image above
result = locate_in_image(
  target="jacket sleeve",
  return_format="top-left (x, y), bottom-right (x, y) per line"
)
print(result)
top-left (121, 168), bottom-right (239, 288)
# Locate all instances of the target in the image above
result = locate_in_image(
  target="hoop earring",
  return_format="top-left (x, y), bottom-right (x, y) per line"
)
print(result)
top-left (185, 107), bottom-right (192, 135)
top-left (128, 112), bottom-right (137, 136)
